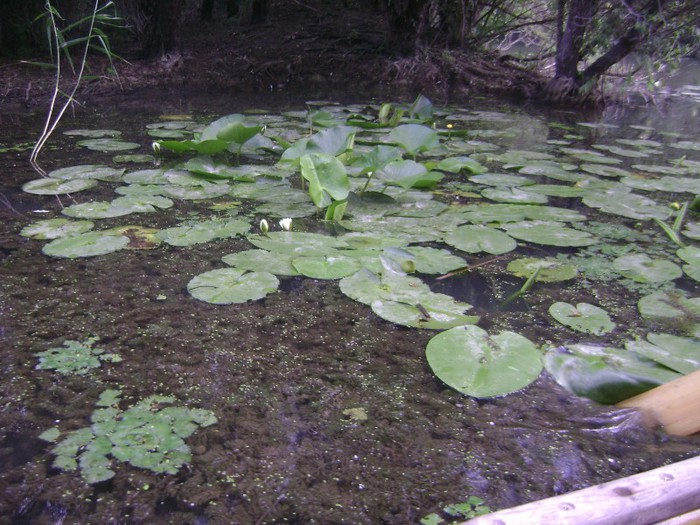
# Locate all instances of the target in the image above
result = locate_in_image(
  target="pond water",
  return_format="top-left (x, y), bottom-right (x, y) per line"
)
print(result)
top-left (1, 87), bottom-right (699, 524)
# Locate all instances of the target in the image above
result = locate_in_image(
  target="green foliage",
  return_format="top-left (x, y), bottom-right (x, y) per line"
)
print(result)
top-left (36, 337), bottom-right (122, 375)
top-left (40, 389), bottom-right (217, 484)
top-left (420, 494), bottom-right (491, 525)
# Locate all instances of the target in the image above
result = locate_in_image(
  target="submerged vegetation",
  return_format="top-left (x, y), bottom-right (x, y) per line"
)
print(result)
top-left (18, 95), bottom-right (700, 404)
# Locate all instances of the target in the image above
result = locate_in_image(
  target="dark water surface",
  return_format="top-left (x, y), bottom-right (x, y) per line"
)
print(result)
top-left (1, 90), bottom-right (699, 524)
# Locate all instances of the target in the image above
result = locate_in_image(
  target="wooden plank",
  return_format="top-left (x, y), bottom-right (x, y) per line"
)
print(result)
top-left (617, 369), bottom-right (700, 436)
top-left (461, 455), bottom-right (700, 525)
top-left (653, 508), bottom-right (700, 525)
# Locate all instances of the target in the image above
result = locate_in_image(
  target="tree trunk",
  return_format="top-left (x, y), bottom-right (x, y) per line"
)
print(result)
top-left (579, 0), bottom-right (667, 86)
top-left (141, 0), bottom-right (182, 59)
top-left (553, 0), bottom-right (598, 82)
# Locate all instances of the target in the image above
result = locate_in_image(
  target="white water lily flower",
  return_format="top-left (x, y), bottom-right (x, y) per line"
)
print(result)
top-left (259, 219), bottom-right (269, 234)
top-left (279, 218), bottom-right (292, 231)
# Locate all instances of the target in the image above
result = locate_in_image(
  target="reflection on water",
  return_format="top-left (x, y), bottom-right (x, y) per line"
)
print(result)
top-left (0, 88), bottom-right (699, 524)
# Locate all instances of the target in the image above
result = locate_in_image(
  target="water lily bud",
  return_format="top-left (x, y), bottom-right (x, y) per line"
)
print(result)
top-left (152, 141), bottom-right (161, 155)
top-left (279, 218), bottom-right (292, 231)
top-left (259, 219), bottom-right (269, 234)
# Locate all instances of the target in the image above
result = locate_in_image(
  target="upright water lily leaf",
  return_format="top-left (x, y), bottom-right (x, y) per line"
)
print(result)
top-left (388, 124), bottom-right (439, 156)
top-left (376, 160), bottom-right (441, 189)
top-left (20, 218), bottom-right (95, 240)
top-left (216, 122), bottom-right (264, 145)
top-left (349, 145), bottom-right (403, 175)
top-left (198, 113), bottom-right (245, 141)
top-left (443, 225), bottom-right (517, 255)
top-left (407, 94), bottom-right (434, 120)
top-left (426, 325), bottom-right (542, 398)
top-left (549, 302), bottom-right (616, 335)
top-left (612, 254), bottom-right (682, 283)
top-left (437, 156), bottom-right (487, 174)
top-left (188, 268), bottom-right (279, 304)
top-left (299, 153), bottom-right (349, 207)
top-left (544, 345), bottom-right (681, 404)
top-left (626, 334), bottom-right (700, 375)
top-left (42, 231), bottom-right (129, 258)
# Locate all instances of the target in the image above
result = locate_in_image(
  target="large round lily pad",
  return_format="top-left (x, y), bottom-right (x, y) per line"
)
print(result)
top-left (506, 257), bottom-right (577, 282)
top-left (22, 178), bottom-right (98, 195)
top-left (612, 254), bottom-right (682, 283)
top-left (187, 268), bottom-right (279, 304)
top-left (501, 221), bottom-right (597, 247)
top-left (626, 334), bottom-right (700, 375)
top-left (42, 231), bottom-right (129, 258)
top-left (20, 218), bottom-right (95, 240)
top-left (426, 325), bottom-right (542, 398)
top-left (443, 225), bottom-right (517, 255)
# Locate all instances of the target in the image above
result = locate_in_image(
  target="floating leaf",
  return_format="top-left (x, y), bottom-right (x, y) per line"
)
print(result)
top-left (481, 186), bottom-right (548, 204)
top-left (187, 268), bottom-right (279, 304)
top-left (443, 225), bottom-right (517, 255)
top-left (501, 221), bottom-right (597, 247)
top-left (22, 178), bottom-right (98, 195)
top-left (222, 249), bottom-right (299, 276)
top-left (612, 254), bottom-right (682, 283)
top-left (20, 218), bottom-right (94, 240)
top-left (156, 219), bottom-right (249, 246)
top-left (506, 257), bottom-right (577, 282)
top-left (437, 156), bottom-right (487, 174)
top-left (42, 231), bottom-right (129, 258)
top-left (426, 325), bottom-right (542, 398)
top-left (77, 138), bottom-right (141, 152)
top-left (549, 302), bottom-right (616, 335)
top-left (292, 254), bottom-right (360, 279)
top-left (48, 164), bottom-right (125, 181)
top-left (626, 334), bottom-right (700, 375)
top-left (544, 345), bottom-right (680, 404)
top-left (582, 189), bottom-right (671, 220)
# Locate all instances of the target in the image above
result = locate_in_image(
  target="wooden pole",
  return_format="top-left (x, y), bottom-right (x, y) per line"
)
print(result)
top-left (460, 455), bottom-right (700, 525)
top-left (617, 369), bottom-right (700, 436)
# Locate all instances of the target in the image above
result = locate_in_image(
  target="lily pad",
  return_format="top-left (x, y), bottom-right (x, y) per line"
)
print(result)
top-left (48, 165), bottom-right (125, 181)
top-left (506, 257), bottom-right (577, 282)
top-left (501, 221), bottom-right (597, 247)
top-left (187, 268), bottom-right (279, 304)
top-left (222, 249), bottom-right (299, 276)
top-left (582, 189), bottom-right (670, 220)
top-left (77, 138), bottom-right (141, 152)
top-left (626, 334), bottom-right (700, 375)
top-left (425, 325), bottom-right (542, 398)
top-left (22, 178), bottom-right (98, 195)
top-left (156, 219), bottom-right (250, 246)
top-left (20, 218), bottom-right (95, 240)
top-left (42, 231), bottom-right (129, 258)
top-left (388, 124), bottom-right (440, 155)
top-left (443, 225), bottom-right (517, 255)
top-left (544, 345), bottom-right (681, 404)
top-left (549, 302), bottom-right (616, 335)
top-left (612, 254), bottom-right (682, 283)
top-left (292, 254), bottom-right (360, 279)
top-left (481, 187), bottom-right (548, 204)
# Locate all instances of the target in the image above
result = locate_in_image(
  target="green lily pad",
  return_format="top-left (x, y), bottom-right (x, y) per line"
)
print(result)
top-left (42, 231), bottom-right (129, 258)
top-left (187, 268), bottom-right (279, 304)
top-left (582, 189), bottom-right (670, 220)
top-left (549, 302), bottom-right (616, 335)
top-left (501, 221), bottom-right (597, 247)
top-left (626, 334), bottom-right (700, 375)
top-left (506, 257), bottom-right (578, 282)
top-left (376, 159), bottom-right (442, 189)
top-left (437, 156), bottom-right (487, 174)
top-left (638, 289), bottom-right (700, 335)
top-left (612, 254), bottom-right (682, 283)
top-left (156, 219), bottom-right (250, 246)
top-left (370, 294), bottom-right (479, 330)
top-left (77, 138), bottom-right (141, 152)
top-left (580, 164), bottom-right (631, 178)
top-left (677, 246), bottom-right (700, 282)
top-left (443, 225), bottom-right (517, 254)
top-left (425, 325), bottom-right (542, 398)
top-left (300, 152), bottom-right (350, 207)
top-left (481, 186), bottom-right (548, 204)
top-left (248, 231), bottom-right (348, 256)
top-left (403, 246), bottom-right (466, 274)
top-left (48, 164), bottom-right (125, 181)
top-left (160, 183), bottom-right (231, 200)
top-left (544, 345), bottom-right (681, 404)
top-left (64, 128), bottom-right (122, 138)
top-left (469, 173), bottom-right (533, 186)
top-left (20, 218), bottom-right (94, 239)
top-left (292, 254), bottom-right (360, 279)
top-left (22, 178), bottom-right (98, 195)
top-left (222, 249), bottom-right (299, 276)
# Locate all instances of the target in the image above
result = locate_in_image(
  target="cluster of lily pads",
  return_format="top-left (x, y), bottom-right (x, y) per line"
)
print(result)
top-left (19, 95), bottom-right (700, 402)
top-left (39, 389), bottom-right (217, 484)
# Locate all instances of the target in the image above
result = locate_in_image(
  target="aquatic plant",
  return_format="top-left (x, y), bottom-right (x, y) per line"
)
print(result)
top-left (35, 337), bottom-right (122, 375)
top-left (39, 389), bottom-right (217, 484)
top-left (421, 495), bottom-right (491, 524)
